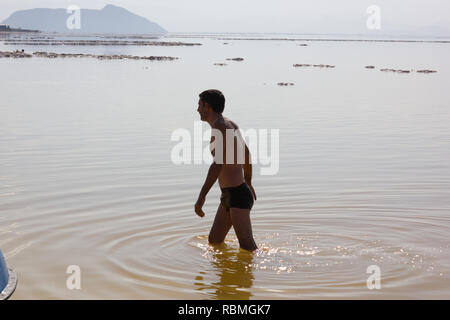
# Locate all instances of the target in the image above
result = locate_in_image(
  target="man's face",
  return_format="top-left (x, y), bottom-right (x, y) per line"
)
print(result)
top-left (197, 99), bottom-right (209, 121)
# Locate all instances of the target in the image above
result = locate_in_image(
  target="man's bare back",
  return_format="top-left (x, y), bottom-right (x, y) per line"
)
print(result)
top-left (211, 117), bottom-right (246, 188)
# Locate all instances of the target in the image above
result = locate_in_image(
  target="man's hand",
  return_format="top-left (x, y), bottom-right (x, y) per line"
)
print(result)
top-left (248, 183), bottom-right (257, 200)
top-left (195, 196), bottom-right (206, 218)
top-left (195, 162), bottom-right (223, 218)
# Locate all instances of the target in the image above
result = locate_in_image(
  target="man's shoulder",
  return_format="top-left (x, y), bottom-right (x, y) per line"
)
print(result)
top-left (212, 120), bottom-right (226, 130)
top-left (223, 117), bottom-right (239, 129)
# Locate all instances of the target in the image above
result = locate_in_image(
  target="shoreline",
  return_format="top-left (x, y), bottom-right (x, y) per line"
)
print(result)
top-left (1, 31), bottom-right (449, 44)
top-left (165, 32), bottom-right (450, 43)
top-left (0, 50), bottom-right (179, 61)
top-left (2, 39), bottom-right (202, 46)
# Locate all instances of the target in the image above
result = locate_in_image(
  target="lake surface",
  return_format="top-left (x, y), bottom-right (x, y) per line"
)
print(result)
top-left (1, 33), bottom-right (449, 299)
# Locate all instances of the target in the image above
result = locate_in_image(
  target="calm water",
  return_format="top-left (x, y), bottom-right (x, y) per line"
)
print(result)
top-left (1, 33), bottom-right (450, 299)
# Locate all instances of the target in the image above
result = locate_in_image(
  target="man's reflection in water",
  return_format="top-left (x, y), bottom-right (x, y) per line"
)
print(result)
top-left (194, 243), bottom-right (255, 300)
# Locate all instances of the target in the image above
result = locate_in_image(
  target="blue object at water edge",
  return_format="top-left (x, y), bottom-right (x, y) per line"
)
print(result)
top-left (0, 249), bottom-right (17, 300)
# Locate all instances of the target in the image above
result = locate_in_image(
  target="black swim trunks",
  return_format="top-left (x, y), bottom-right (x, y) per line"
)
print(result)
top-left (220, 182), bottom-right (254, 211)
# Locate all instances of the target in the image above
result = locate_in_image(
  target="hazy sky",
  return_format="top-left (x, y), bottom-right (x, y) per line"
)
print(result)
top-left (1, 0), bottom-right (450, 34)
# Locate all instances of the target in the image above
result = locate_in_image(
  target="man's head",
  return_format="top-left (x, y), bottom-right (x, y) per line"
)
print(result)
top-left (197, 89), bottom-right (225, 121)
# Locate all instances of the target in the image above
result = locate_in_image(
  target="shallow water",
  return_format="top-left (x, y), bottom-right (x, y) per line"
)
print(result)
top-left (1, 33), bottom-right (450, 299)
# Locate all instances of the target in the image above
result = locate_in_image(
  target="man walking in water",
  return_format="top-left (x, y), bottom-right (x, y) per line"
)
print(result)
top-left (194, 89), bottom-right (258, 252)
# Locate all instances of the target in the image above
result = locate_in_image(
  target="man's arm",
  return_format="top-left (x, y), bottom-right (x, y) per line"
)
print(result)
top-left (243, 144), bottom-right (257, 200)
top-left (243, 144), bottom-right (252, 184)
top-left (232, 120), bottom-right (253, 186)
top-left (194, 123), bottom-right (227, 218)
top-left (195, 162), bottom-right (223, 217)
top-left (199, 162), bottom-right (223, 199)
top-left (231, 120), bottom-right (256, 200)
top-left (194, 162), bottom-right (223, 217)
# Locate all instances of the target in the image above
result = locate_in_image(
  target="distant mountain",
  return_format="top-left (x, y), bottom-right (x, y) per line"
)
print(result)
top-left (1, 4), bottom-right (167, 34)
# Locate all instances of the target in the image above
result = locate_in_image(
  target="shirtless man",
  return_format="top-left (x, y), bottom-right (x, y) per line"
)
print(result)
top-left (194, 89), bottom-right (258, 252)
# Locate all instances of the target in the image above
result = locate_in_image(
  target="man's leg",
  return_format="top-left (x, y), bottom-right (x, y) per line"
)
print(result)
top-left (229, 208), bottom-right (258, 251)
top-left (208, 204), bottom-right (233, 244)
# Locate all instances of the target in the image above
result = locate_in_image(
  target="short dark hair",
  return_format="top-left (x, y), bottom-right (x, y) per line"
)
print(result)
top-left (199, 89), bottom-right (225, 114)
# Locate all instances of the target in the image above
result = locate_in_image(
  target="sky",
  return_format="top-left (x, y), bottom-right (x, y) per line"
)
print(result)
top-left (1, 0), bottom-right (450, 35)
